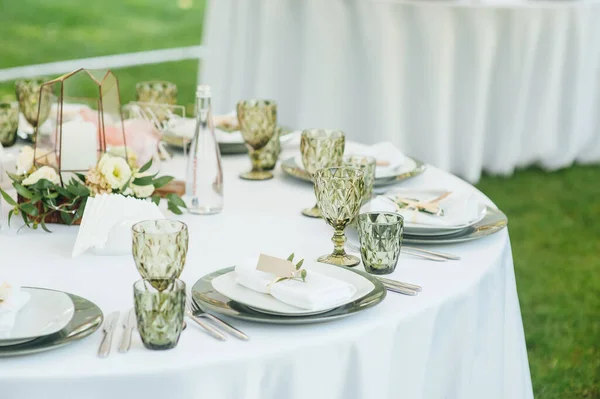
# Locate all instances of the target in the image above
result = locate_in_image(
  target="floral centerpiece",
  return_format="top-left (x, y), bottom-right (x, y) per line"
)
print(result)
top-left (0, 146), bottom-right (186, 231)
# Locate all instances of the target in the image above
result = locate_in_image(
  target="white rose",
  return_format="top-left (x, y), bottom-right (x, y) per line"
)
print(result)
top-left (132, 183), bottom-right (155, 198)
top-left (22, 166), bottom-right (60, 186)
top-left (99, 155), bottom-right (132, 189)
top-left (16, 146), bottom-right (35, 175)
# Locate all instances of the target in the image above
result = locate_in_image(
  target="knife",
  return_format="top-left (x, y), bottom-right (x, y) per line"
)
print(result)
top-left (98, 311), bottom-right (119, 358)
top-left (118, 309), bottom-right (136, 353)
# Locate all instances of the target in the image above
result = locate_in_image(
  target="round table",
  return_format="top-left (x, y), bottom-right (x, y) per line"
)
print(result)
top-left (201, 0), bottom-right (600, 182)
top-left (0, 145), bottom-right (533, 399)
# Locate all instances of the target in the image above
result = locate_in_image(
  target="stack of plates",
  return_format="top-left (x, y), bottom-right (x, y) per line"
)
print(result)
top-left (192, 263), bottom-right (386, 324)
top-left (368, 189), bottom-right (508, 245)
top-left (162, 121), bottom-right (294, 155)
top-left (280, 156), bottom-right (426, 187)
top-left (0, 288), bottom-right (103, 357)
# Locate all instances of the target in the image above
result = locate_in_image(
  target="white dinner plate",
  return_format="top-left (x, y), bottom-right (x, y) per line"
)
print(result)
top-left (292, 155), bottom-right (418, 180)
top-left (211, 262), bottom-right (375, 317)
top-left (0, 288), bottom-right (75, 346)
top-left (363, 189), bottom-right (486, 236)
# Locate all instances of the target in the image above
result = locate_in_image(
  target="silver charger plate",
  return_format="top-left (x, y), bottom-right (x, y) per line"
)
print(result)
top-left (281, 156), bottom-right (427, 187)
top-left (0, 289), bottom-right (103, 357)
top-left (192, 266), bottom-right (386, 324)
top-left (403, 206), bottom-right (508, 245)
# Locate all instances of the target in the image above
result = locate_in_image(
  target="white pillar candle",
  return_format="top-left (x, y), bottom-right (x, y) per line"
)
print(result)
top-left (60, 120), bottom-right (98, 175)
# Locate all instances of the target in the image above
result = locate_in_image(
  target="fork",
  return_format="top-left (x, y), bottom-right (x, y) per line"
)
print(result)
top-left (189, 296), bottom-right (249, 341)
top-left (345, 242), bottom-right (447, 262)
top-left (185, 295), bottom-right (227, 341)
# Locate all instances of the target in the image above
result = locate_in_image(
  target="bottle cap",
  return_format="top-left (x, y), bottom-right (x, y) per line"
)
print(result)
top-left (196, 85), bottom-right (211, 97)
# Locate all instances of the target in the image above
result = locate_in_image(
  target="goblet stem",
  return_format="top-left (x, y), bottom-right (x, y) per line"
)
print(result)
top-left (240, 147), bottom-right (273, 180)
top-left (250, 149), bottom-right (264, 173)
top-left (332, 228), bottom-right (347, 256)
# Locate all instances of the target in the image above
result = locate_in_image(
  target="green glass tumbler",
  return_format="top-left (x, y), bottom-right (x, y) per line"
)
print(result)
top-left (134, 279), bottom-right (185, 350)
top-left (357, 212), bottom-right (403, 275)
top-left (344, 155), bottom-right (376, 203)
top-left (132, 220), bottom-right (189, 291)
top-left (300, 129), bottom-right (345, 218)
top-left (314, 166), bottom-right (364, 267)
top-left (237, 99), bottom-right (277, 180)
top-left (0, 102), bottom-right (19, 147)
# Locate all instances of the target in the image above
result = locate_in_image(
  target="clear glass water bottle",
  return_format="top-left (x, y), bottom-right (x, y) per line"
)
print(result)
top-left (185, 85), bottom-right (224, 214)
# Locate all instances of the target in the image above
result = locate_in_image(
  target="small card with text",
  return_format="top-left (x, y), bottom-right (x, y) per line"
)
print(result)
top-left (256, 254), bottom-right (295, 277)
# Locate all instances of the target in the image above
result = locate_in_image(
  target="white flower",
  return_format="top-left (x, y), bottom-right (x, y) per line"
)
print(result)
top-left (98, 154), bottom-right (132, 189)
top-left (16, 146), bottom-right (35, 175)
top-left (132, 183), bottom-right (155, 198)
top-left (22, 166), bottom-right (60, 186)
top-left (130, 170), bottom-right (154, 198)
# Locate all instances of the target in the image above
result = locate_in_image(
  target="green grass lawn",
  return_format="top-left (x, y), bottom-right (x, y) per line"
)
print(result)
top-left (1, 1), bottom-right (599, 397)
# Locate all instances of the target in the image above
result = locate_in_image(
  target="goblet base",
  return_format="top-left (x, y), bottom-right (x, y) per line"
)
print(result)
top-left (301, 205), bottom-right (322, 218)
top-left (239, 170), bottom-right (273, 180)
top-left (317, 253), bottom-right (361, 267)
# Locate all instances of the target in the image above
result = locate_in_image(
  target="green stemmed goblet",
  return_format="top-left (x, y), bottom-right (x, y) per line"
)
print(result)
top-left (300, 129), bottom-right (345, 218)
top-left (0, 102), bottom-right (19, 147)
top-left (135, 81), bottom-right (178, 123)
top-left (357, 212), bottom-right (403, 275)
top-left (314, 166), bottom-right (365, 266)
top-left (15, 78), bottom-right (52, 142)
top-left (237, 100), bottom-right (277, 180)
top-left (132, 220), bottom-right (189, 291)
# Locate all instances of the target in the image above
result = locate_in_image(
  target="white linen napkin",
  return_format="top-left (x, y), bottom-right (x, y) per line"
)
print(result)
top-left (362, 190), bottom-right (482, 227)
top-left (72, 194), bottom-right (165, 257)
top-left (294, 141), bottom-right (407, 177)
top-left (235, 258), bottom-right (356, 310)
top-left (345, 141), bottom-right (406, 175)
top-left (0, 283), bottom-right (30, 332)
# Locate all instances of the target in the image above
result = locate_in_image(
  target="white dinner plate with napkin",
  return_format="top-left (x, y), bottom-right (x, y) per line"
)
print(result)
top-left (0, 286), bottom-right (74, 346)
top-left (211, 258), bottom-right (372, 316)
top-left (294, 141), bottom-right (417, 179)
top-left (361, 189), bottom-right (487, 236)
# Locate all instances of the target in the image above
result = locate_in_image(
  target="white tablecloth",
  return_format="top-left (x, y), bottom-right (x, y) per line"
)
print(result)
top-left (0, 146), bottom-right (533, 399)
top-left (201, 0), bottom-right (600, 182)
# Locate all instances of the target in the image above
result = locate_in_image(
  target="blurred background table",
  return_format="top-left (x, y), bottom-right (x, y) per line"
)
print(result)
top-left (201, 0), bottom-right (600, 182)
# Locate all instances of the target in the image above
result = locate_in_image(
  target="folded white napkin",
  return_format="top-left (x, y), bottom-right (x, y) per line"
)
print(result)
top-left (362, 190), bottom-right (482, 227)
top-left (0, 283), bottom-right (30, 332)
top-left (345, 142), bottom-right (406, 175)
top-left (72, 194), bottom-right (165, 257)
top-left (235, 258), bottom-right (356, 310)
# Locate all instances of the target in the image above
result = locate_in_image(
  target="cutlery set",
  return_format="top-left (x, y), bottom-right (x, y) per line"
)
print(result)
top-left (98, 297), bottom-right (249, 357)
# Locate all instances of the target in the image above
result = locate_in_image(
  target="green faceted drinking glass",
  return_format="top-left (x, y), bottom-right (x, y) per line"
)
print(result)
top-left (0, 102), bottom-right (19, 147)
top-left (237, 100), bottom-right (278, 180)
top-left (15, 78), bottom-right (52, 141)
top-left (344, 155), bottom-right (376, 203)
top-left (134, 279), bottom-right (185, 350)
top-left (300, 129), bottom-right (345, 218)
top-left (357, 212), bottom-right (404, 275)
top-left (314, 167), bottom-right (364, 266)
top-left (132, 220), bottom-right (189, 291)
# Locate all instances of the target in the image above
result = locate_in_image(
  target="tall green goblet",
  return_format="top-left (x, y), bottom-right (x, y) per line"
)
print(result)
top-left (314, 166), bottom-right (364, 266)
top-left (300, 129), bottom-right (345, 218)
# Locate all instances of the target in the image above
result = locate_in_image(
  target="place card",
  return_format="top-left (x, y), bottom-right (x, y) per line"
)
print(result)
top-left (256, 254), bottom-right (295, 277)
